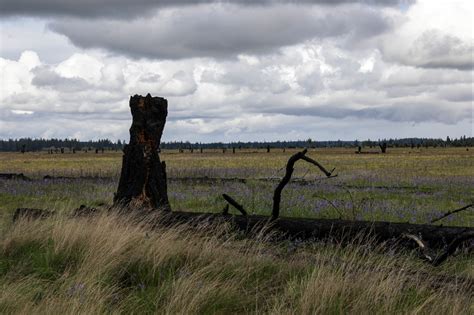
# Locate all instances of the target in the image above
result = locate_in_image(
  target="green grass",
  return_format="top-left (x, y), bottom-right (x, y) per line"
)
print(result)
top-left (0, 148), bottom-right (472, 313)
top-left (1, 147), bottom-right (473, 225)
top-left (0, 214), bottom-right (471, 314)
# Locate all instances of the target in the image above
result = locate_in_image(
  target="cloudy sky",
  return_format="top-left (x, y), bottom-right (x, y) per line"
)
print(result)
top-left (0, 0), bottom-right (472, 142)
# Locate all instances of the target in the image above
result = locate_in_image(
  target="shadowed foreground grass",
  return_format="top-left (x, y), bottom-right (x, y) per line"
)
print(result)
top-left (0, 213), bottom-right (472, 314)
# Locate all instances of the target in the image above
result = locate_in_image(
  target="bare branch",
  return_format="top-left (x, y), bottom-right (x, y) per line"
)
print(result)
top-left (432, 232), bottom-right (474, 266)
top-left (222, 194), bottom-right (247, 216)
top-left (222, 204), bottom-right (229, 215)
top-left (300, 155), bottom-right (336, 177)
top-left (272, 149), bottom-right (336, 220)
top-left (403, 232), bottom-right (474, 266)
top-left (430, 204), bottom-right (474, 224)
top-left (402, 233), bottom-right (434, 262)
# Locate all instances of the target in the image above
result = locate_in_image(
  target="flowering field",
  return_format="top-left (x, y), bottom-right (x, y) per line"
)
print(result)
top-left (1, 147), bottom-right (472, 226)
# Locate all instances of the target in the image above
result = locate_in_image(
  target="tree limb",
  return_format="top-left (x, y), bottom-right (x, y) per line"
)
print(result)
top-left (222, 194), bottom-right (247, 216)
top-left (272, 149), bottom-right (336, 219)
top-left (430, 204), bottom-right (474, 224)
top-left (403, 232), bottom-right (474, 266)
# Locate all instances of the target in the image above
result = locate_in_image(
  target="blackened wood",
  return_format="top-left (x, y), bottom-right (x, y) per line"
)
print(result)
top-left (72, 205), bottom-right (99, 217)
top-left (430, 204), bottom-right (473, 224)
top-left (272, 149), bottom-right (335, 219)
top-left (158, 211), bottom-right (474, 250)
top-left (114, 94), bottom-right (171, 211)
top-left (11, 207), bottom-right (473, 264)
top-left (403, 232), bottom-right (474, 266)
top-left (222, 193), bottom-right (247, 216)
top-left (0, 173), bottom-right (30, 180)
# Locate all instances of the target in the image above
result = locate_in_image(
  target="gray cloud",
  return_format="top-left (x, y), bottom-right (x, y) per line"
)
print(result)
top-left (408, 31), bottom-right (473, 70)
top-left (255, 96), bottom-right (471, 124)
top-left (0, 0), bottom-right (410, 18)
top-left (32, 66), bottom-right (91, 92)
top-left (380, 30), bottom-right (473, 71)
top-left (48, 4), bottom-right (393, 59)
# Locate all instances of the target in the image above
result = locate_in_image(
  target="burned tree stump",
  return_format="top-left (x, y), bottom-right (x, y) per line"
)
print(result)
top-left (114, 94), bottom-right (171, 211)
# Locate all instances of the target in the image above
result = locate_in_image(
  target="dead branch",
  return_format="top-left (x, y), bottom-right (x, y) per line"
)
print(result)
top-left (222, 193), bottom-right (247, 216)
top-left (222, 204), bottom-right (230, 215)
top-left (272, 149), bottom-right (336, 219)
top-left (0, 173), bottom-right (30, 181)
top-left (312, 194), bottom-right (344, 219)
top-left (403, 232), bottom-right (474, 266)
top-left (430, 204), bottom-right (474, 224)
top-left (300, 155), bottom-right (336, 178)
top-left (402, 233), bottom-right (435, 262)
top-left (432, 232), bottom-right (474, 266)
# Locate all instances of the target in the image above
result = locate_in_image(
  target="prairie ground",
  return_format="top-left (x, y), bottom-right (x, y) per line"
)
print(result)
top-left (1, 147), bottom-right (472, 225)
top-left (0, 147), bottom-right (472, 314)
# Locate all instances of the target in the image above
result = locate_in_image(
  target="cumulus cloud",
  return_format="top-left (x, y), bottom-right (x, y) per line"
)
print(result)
top-left (379, 0), bottom-right (473, 71)
top-left (382, 30), bottom-right (473, 70)
top-left (0, 0), bottom-right (471, 141)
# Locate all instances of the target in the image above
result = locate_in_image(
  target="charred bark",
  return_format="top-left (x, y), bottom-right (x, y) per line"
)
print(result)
top-left (0, 173), bottom-right (30, 180)
top-left (12, 206), bottom-right (473, 265)
top-left (114, 94), bottom-right (171, 211)
top-left (157, 211), bottom-right (473, 251)
top-left (222, 193), bottom-right (247, 216)
top-left (272, 149), bottom-right (336, 219)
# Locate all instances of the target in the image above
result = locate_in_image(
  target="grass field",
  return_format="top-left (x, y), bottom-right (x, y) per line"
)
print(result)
top-left (1, 147), bottom-right (473, 225)
top-left (0, 147), bottom-right (473, 314)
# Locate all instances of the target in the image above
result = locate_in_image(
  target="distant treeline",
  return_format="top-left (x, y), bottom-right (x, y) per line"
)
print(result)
top-left (0, 138), bottom-right (125, 152)
top-left (0, 136), bottom-right (472, 152)
top-left (162, 136), bottom-right (473, 150)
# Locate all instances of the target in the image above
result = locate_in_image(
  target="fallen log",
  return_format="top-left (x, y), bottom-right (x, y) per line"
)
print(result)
top-left (12, 207), bottom-right (473, 265)
top-left (13, 207), bottom-right (472, 248)
top-left (156, 211), bottom-right (473, 249)
top-left (0, 173), bottom-right (30, 180)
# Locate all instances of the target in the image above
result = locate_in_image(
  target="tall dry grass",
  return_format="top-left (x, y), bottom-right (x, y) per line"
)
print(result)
top-left (0, 213), bottom-right (472, 314)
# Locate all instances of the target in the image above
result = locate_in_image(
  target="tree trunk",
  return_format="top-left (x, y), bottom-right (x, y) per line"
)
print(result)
top-left (114, 94), bottom-right (171, 211)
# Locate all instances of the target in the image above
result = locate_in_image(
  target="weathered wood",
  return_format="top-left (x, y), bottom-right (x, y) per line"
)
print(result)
top-left (72, 205), bottom-right (99, 217)
top-left (114, 94), bottom-right (171, 211)
top-left (272, 149), bottom-right (335, 219)
top-left (0, 173), bottom-right (30, 180)
top-left (222, 194), bottom-right (247, 216)
top-left (157, 211), bottom-right (474, 250)
top-left (430, 204), bottom-right (473, 224)
top-left (12, 207), bottom-right (473, 265)
top-left (403, 232), bottom-right (474, 266)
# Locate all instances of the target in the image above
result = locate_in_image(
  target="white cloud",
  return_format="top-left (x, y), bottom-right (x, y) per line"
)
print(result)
top-left (0, 1), bottom-right (472, 141)
top-left (379, 0), bottom-right (473, 70)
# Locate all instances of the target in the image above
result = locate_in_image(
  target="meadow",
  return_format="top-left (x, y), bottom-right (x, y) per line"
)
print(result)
top-left (0, 147), bottom-right (473, 314)
top-left (1, 147), bottom-right (473, 225)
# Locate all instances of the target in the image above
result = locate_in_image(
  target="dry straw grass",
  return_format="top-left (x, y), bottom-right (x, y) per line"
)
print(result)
top-left (0, 212), bottom-right (472, 314)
